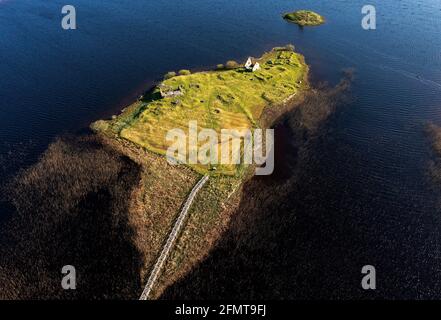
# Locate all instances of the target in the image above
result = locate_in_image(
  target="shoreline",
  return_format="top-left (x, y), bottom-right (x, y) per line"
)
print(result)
top-left (160, 71), bottom-right (356, 300)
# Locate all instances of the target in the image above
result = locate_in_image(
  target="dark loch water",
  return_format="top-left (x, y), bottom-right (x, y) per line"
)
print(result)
top-left (1, 0), bottom-right (441, 298)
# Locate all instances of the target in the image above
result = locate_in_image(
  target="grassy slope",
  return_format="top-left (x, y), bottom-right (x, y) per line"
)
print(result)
top-left (283, 10), bottom-right (325, 26)
top-left (101, 137), bottom-right (200, 284)
top-left (95, 48), bottom-right (307, 175)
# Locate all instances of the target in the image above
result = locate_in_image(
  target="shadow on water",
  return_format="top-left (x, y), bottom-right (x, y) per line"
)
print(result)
top-left (426, 124), bottom-right (441, 186)
top-left (425, 124), bottom-right (441, 210)
top-left (160, 71), bottom-right (372, 300)
top-left (161, 63), bottom-right (441, 299)
top-left (0, 135), bottom-right (143, 299)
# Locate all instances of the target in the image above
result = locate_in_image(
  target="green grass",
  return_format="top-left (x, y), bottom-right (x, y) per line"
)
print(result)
top-left (283, 10), bottom-right (325, 26)
top-left (96, 46), bottom-right (308, 175)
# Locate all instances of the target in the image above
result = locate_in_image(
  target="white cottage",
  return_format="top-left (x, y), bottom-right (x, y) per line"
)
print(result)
top-left (244, 57), bottom-right (260, 72)
top-left (245, 57), bottom-right (253, 70)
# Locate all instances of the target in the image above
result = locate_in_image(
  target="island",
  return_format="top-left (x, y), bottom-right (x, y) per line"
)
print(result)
top-left (93, 45), bottom-right (308, 175)
top-left (283, 10), bottom-right (325, 26)
top-left (91, 45), bottom-right (309, 299)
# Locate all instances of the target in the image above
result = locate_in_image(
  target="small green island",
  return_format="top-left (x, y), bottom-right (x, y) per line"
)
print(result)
top-left (283, 10), bottom-right (325, 26)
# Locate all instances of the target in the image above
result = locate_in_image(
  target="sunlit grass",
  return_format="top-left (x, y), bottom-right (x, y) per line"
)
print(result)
top-left (100, 47), bottom-right (307, 175)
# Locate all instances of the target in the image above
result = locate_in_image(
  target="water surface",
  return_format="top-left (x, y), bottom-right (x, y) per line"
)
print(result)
top-left (1, 0), bottom-right (441, 298)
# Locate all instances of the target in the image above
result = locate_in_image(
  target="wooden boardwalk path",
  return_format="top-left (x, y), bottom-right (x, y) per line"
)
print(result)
top-left (139, 175), bottom-right (209, 300)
